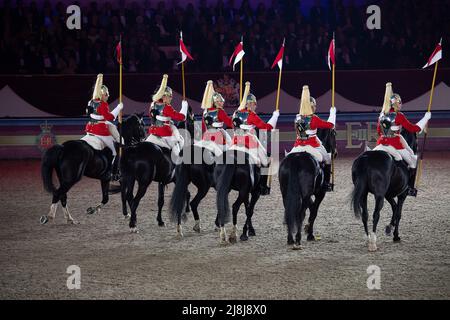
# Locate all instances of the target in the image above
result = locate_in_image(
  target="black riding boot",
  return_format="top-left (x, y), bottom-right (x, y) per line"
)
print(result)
top-left (407, 168), bottom-right (418, 197)
top-left (111, 155), bottom-right (121, 182)
top-left (323, 163), bottom-right (333, 192)
top-left (259, 169), bottom-right (271, 196)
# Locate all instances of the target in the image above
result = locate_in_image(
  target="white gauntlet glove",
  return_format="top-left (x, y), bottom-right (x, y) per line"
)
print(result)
top-left (416, 112), bottom-right (431, 132)
top-left (111, 102), bottom-right (124, 119)
top-left (180, 100), bottom-right (188, 117)
top-left (327, 107), bottom-right (336, 126)
top-left (267, 110), bottom-right (280, 129)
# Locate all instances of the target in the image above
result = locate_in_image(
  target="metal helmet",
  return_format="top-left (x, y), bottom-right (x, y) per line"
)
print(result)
top-left (100, 85), bottom-right (109, 98)
top-left (390, 93), bottom-right (402, 111)
top-left (310, 96), bottom-right (316, 108)
top-left (212, 92), bottom-right (225, 107)
top-left (246, 93), bottom-right (257, 106)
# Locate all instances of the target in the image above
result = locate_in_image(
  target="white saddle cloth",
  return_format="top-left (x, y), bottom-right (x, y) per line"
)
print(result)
top-left (145, 134), bottom-right (170, 150)
top-left (80, 134), bottom-right (105, 151)
top-left (194, 140), bottom-right (226, 157)
top-left (372, 145), bottom-right (402, 161)
top-left (228, 145), bottom-right (260, 166)
top-left (286, 145), bottom-right (323, 163)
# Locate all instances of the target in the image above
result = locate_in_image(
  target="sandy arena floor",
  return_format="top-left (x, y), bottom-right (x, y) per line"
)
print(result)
top-left (0, 153), bottom-right (449, 299)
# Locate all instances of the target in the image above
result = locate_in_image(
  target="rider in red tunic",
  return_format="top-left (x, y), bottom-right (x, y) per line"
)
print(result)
top-left (231, 81), bottom-right (279, 195)
top-left (200, 80), bottom-right (233, 148)
top-left (290, 85), bottom-right (336, 191)
top-left (374, 82), bottom-right (431, 196)
top-left (146, 74), bottom-right (188, 159)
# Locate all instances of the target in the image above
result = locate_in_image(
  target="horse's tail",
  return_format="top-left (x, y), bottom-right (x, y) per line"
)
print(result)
top-left (169, 163), bottom-right (190, 222)
top-left (282, 158), bottom-right (302, 234)
top-left (351, 157), bottom-right (368, 219)
top-left (41, 144), bottom-right (64, 194)
top-left (216, 164), bottom-right (235, 225)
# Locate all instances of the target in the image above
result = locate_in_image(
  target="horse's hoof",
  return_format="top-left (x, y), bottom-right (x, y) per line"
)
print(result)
top-left (240, 234), bottom-right (249, 241)
top-left (193, 223), bottom-right (201, 233)
top-left (220, 240), bottom-right (228, 246)
top-left (176, 233), bottom-right (184, 240)
top-left (86, 207), bottom-right (96, 215)
top-left (67, 219), bottom-right (79, 225)
top-left (307, 234), bottom-right (316, 241)
top-left (368, 244), bottom-right (377, 252)
top-left (287, 240), bottom-right (294, 246)
top-left (124, 214), bottom-right (131, 220)
top-left (385, 225), bottom-right (392, 236)
top-left (158, 221), bottom-right (165, 227)
top-left (229, 235), bottom-right (237, 244)
top-left (40, 215), bottom-right (49, 225)
top-left (214, 226), bottom-right (220, 232)
top-left (393, 236), bottom-right (401, 243)
top-left (181, 213), bottom-right (188, 223)
top-left (292, 244), bottom-right (303, 250)
top-left (304, 224), bottom-right (310, 233)
top-left (248, 229), bottom-right (256, 237)
top-left (130, 227), bottom-right (139, 233)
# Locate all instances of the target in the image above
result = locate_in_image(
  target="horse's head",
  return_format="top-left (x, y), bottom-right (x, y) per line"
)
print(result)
top-left (120, 112), bottom-right (146, 146)
top-left (317, 128), bottom-right (337, 158)
top-left (176, 105), bottom-right (195, 138)
top-left (400, 128), bottom-right (418, 154)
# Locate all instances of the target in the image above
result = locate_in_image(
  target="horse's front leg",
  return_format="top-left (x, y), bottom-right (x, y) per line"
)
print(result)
top-left (87, 178), bottom-right (109, 215)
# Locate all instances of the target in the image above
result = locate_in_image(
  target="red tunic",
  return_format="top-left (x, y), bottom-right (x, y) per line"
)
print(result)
top-left (201, 108), bottom-right (234, 132)
top-left (148, 103), bottom-right (186, 137)
top-left (232, 110), bottom-right (273, 149)
top-left (376, 110), bottom-right (420, 150)
top-left (293, 115), bottom-right (334, 148)
top-left (85, 101), bottom-right (115, 136)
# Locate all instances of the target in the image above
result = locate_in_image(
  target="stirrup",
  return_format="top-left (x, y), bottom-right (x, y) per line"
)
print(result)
top-left (260, 185), bottom-right (271, 196)
top-left (323, 183), bottom-right (334, 192)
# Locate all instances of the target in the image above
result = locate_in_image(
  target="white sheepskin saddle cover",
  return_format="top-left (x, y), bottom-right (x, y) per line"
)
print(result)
top-left (80, 134), bottom-right (105, 151)
top-left (286, 145), bottom-right (323, 163)
top-left (373, 145), bottom-right (402, 161)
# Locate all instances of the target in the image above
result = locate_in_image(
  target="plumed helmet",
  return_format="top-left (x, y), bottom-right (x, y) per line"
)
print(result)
top-left (201, 80), bottom-right (214, 109)
top-left (299, 85), bottom-right (314, 116)
top-left (92, 74), bottom-right (105, 100)
top-left (381, 82), bottom-right (394, 115)
top-left (152, 74), bottom-right (170, 102)
top-left (238, 81), bottom-right (251, 110)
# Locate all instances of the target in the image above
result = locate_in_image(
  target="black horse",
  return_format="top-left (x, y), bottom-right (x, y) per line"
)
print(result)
top-left (120, 107), bottom-right (194, 233)
top-left (169, 144), bottom-right (218, 235)
top-left (278, 128), bottom-right (337, 249)
top-left (351, 129), bottom-right (417, 251)
top-left (214, 149), bottom-right (268, 245)
top-left (40, 113), bottom-right (146, 224)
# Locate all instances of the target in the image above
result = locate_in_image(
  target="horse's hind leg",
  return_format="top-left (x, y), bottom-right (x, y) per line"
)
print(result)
top-left (385, 197), bottom-right (397, 236)
top-left (190, 185), bottom-right (209, 233)
top-left (293, 203), bottom-right (308, 250)
top-left (229, 192), bottom-right (247, 244)
top-left (246, 189), bottom-right (261, 237)
top-left (60, 193), bottom-right (77, 224)
top-left (393, 193), bottom-right (407, 242)
top-left (157, 183), bottom-right (165, 227)
top-left (306, 191), bottom-right (325, 241)
top-left (368, 195), bottom-right (384, 252)
top-left (185, 191), bottom-right (191, 213)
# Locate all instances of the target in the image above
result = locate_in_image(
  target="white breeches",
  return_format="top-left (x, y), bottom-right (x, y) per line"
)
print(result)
top-left (316, 143), bottom-right (331, 165)
top-left (397, 148), bottom-right (417, 168)
top-left (93, 135), bottom-right (116, 156)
